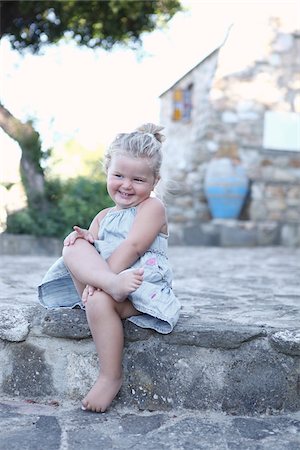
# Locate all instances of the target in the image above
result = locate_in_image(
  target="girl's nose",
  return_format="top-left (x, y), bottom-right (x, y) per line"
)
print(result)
top-left (122, 178), bottom-right (132, 189)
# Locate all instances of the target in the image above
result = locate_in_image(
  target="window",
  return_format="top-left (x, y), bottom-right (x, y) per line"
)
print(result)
top-left (172, 84), bottom-right (193, 122)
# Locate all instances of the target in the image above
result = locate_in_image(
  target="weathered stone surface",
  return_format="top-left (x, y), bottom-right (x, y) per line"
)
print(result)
top-left (0, 410), bottom-right (62, 450)
top-left (1, 399), bottom-right (300, 450)
top-left (183, 224), bottom-right (220, 246)
top-left (257, 222), bottom-right (280, 245)
top-left (281, 224), bottom-right (300, 247)
top-left (41, 309), bottom-right (91, 339)
top-left (120, 338), bottom-right (300, 414)
top-left (64, 351), bottom-right (99, 399)
top-left (269, 330), bottom-right (300, 356)
top-left (220, 339), bottom-right (299, 415)
top-left (3, 343), bottom-right (54, 398)
top-left (0, 307), bottom-right (31, 342)
top-left (162, 322), bottom-right (266, 349)
top-left (0, 249), bottom-right (300, 414)
top-left (219, 223), bottom-right (258, 247)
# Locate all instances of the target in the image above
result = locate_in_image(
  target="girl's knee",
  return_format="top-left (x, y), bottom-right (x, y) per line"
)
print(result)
top-left (86, 291), bottom-right (117, 314)
top-left (62, 242), bottom-right (76, 264)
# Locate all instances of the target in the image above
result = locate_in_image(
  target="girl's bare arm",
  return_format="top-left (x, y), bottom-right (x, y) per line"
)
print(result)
top-left (107, 198), bottom-right (166, 273)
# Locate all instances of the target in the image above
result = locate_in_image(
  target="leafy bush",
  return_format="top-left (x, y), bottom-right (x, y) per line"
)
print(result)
top-left (6, 177), bottom-right (113, 238)
top-left (6, 209), bottom-right (35, 234)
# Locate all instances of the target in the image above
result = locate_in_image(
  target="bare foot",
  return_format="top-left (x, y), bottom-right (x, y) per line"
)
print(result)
top-left (81, 375), bottom-right (122, 413)
top-left (108, 268), bottom-right (144, 302)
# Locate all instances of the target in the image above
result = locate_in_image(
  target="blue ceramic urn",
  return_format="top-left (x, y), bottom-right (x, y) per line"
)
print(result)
top-left (204, 158), bottom-right (249, 219)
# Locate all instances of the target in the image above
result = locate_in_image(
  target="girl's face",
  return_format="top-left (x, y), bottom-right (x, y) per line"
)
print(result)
top-left (107, 153), bottom-right (158, 209)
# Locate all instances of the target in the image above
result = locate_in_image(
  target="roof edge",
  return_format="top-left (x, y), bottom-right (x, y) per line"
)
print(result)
top-left (159, 25), bottom-right (232, 97)
top-left (159, 46), bottom-right (220, 98)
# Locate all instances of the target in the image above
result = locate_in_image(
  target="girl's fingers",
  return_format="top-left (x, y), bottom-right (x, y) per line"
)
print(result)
top-left (73, 226), bottom-right (84, 236)
top-left (88, 285), bottom-right (96, 295)
top-left (82, 286), bottom-right (89, 303)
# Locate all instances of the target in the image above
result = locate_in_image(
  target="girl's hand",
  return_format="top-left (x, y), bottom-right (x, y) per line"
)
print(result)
top-left (63, 226), bottom-right (95, 246)
top-left (82, 284), bottom-right (100, 304)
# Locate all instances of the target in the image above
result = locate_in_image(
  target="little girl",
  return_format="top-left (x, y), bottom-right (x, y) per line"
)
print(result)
top-left (38, 123), bottom-right (181, 412)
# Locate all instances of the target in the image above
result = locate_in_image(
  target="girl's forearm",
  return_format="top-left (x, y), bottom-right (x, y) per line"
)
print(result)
top-left (107, 240), bottom-right (141, 274)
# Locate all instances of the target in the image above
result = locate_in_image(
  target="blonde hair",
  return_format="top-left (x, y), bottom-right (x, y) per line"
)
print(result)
top-left (104, 123), bottom-right (165, 180)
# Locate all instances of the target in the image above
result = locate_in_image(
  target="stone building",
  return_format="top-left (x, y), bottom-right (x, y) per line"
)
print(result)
top-left (160, 14), bottom-right (300, 246)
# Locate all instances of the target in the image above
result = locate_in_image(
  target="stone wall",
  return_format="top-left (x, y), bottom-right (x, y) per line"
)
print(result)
top-left (160, 50), bottom-right (219, 225)
top-left (0, 233), bottom-right (62, 256)
top-left (160, 14), bottom-right (300, 246)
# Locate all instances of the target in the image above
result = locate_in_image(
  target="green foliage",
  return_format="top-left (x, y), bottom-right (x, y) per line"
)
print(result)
top-left (1, 0), bottom-right (182, 53)
top-left (6, 176), bottom-right (113, 238)
top-left (6, 209), bottom-right (35, 234)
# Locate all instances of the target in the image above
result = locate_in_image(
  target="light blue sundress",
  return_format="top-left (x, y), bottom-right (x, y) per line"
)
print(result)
top-left (38, 207), bottom-right (181, 334)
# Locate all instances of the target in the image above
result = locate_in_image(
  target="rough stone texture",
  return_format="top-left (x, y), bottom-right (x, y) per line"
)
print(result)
top-left (0, 307), bottom-right (31, 342)
top-left (41, 309), bottom-right (91, 339)
top-left (0, 248), bottom-right (300, 415)
top-left (270, 330), bottom-right (300, 356)
top-left (121, 338), bottom-right (299, 414)
top-left (0, 399), bottom-right (300, 450)
top-left (2, 343), bottom-right (54, 398)
top-left (160, 321), bottom-right (266, 349)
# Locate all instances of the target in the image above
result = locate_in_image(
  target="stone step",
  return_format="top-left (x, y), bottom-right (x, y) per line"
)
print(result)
top-left (1, 306), bottom-right (300, 416)
top-left (0, 248), bottom-right (299, 416)
top-left (169, 219), bottom-right (300, 247)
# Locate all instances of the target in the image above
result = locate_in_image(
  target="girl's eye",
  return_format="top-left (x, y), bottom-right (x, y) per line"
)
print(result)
top-left (134, 178), bottom-right (144, 183)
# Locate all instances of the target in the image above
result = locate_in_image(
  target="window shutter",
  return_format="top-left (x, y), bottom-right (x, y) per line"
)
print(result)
top-left (172, 89), bottom-right (183, 121)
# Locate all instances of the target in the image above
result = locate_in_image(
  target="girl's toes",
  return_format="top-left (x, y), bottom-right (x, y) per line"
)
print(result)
top-left (81, 399), bottom-right (88, 410)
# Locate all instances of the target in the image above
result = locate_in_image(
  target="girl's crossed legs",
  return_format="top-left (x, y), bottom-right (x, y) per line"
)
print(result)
top-left (62, 238), bottom-right (143, 302)
top-left (62, 239), bottom-right (142, 412)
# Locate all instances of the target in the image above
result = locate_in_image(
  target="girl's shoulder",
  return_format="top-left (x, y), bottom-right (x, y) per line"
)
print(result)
top-left (136, 197), bottom-right (168, 234)
top-left (137, 196), bottom-right (166, 213)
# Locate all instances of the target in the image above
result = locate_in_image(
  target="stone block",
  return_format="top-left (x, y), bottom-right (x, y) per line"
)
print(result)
top-left (269, 330), bottom-right (300, 356)
top-left (183, 224), bottom-right (220, 246)
top-left (0, 307), bottom-right (31, 342)
top-left (41, 309), bottom-right (91, 339)
top-left (162, 322), bottom-right (266, 349)
top-left (119, 338), bottom-right (300, 415)
top-left (281, 224), bottom-right (300, 246)
top-left (257, 222), bottom-right (280, 245)
top-left (220, 339), bottom-right (299, 415)
top-left (2, 343), bottom-right (55, 398)
top-left (249, 201), bottom-right (268, 221)
top-left (219, 223), bottom-right (257, 247)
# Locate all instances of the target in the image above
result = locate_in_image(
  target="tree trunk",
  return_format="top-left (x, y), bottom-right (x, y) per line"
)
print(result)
top-left (0, 102), bottom-right (48, 211)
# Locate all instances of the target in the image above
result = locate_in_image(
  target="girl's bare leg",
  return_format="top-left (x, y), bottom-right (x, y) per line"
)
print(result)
top-left (63, 239), bottom-right (143, 301)
top-left (81, 290), bottom-right (139, 412)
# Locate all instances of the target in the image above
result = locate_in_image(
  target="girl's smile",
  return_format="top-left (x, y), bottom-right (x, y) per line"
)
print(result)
top-left (107, 153), bottom-right (158, 209)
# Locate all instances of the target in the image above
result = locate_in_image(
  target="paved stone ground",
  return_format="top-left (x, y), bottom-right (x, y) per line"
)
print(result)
top-left (0, 398), bottom-right (299, 450)
top-left (1, 246), bottom-right (300, 329)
